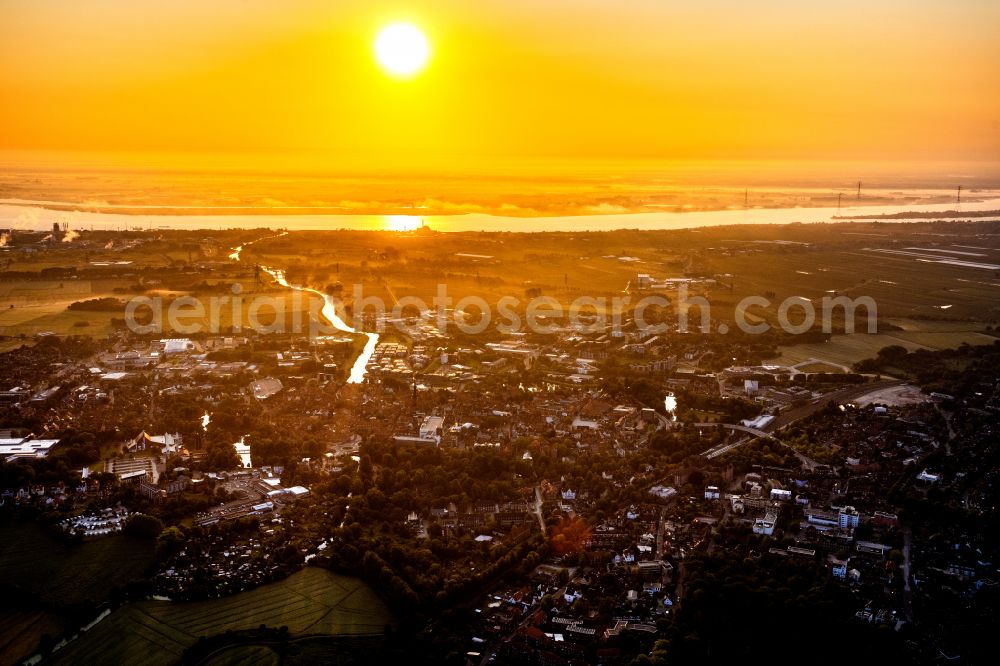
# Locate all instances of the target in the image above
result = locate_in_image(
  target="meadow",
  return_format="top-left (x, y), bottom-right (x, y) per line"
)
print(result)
top-left (0, 520), bottom-right (154, 666)
top-left (201, 636), bottom-right (403, 666)
top-left (0, 521), bottom-right (155, 608)
top-left (0, 275), bottom-right (323, 340)
top-left (201, 644), bottom-right (280, 666)
top-left (0, 610), bottom-right (63, 666)
top-left (0, 278), bottom-right (127, 338)
top-left (775, 326), bottom-right (996, 369)
top-left (49, 567), bottom-right (392, 665)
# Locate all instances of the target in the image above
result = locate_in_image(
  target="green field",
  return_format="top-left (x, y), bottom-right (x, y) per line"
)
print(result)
top-left (793, 361), bottom-right (847, 374)
top-left (702, 246), bottom-right (1000, 322)
top-left (0, 280), bottom-right (324, 340)
top-left (0, 521), bottom-right (155, 608)
top-left (0, 521), bottom-right (155, 666)
top-left (777, 323), bottom-right (995, 369)
top-left (49, 568), bottom-right (392, 665)
top-left (0, 610), bottom-right (64, 666)
top-left (203, 645), bottom-right (281, 666)
top-left (0, 338), bottom-right (33, 353)
top-left (194, 637), bottom-right (398, 666)
top-left (0, 279), bottom-right (126, 337)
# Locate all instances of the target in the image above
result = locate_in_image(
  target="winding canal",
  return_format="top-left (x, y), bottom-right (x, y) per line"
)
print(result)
top-left (260, 266), bottom-right (378, 384)
top-left (228, 233), bottom-right (376, 384)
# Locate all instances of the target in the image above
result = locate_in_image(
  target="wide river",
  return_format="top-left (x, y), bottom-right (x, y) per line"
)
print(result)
top-left (2, 194), bottom-right (999, 233)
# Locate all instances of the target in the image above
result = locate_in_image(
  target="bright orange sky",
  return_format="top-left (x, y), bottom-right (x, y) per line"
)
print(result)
top-left (1, 0), bottom-right (998, 170)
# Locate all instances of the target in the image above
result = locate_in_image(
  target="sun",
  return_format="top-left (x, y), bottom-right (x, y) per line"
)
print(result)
top-left (383, 215), bottom-right (423, 232)
top-left (375, 23), bottom-right (429, 77)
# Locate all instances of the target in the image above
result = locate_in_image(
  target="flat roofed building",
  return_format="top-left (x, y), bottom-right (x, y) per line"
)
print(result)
top-left (0, 437), bottom-right (60, 460)
top-left (0, 388), bottom-right (29, 406)
top-left (806, 509), bottom-right (840, 527)
top-left (106, 456), bottom-right (159, 484)
top-left (118, 469), bottom-right (150, 484)
top-left (29, 386), bottom-right (61, 404)
top-left (419, 415), bottom-right (444, 443)
top-left (839, 506), bottom-right (860, 529)
top-left (393, 435), bottom-right (438, 445)
top-left (856, 541), bottom-right (891, 557)
top-left (250, 377), bottom-right (283, 400)
top-left (161, 338), bottom-right (194, 354)
top-left (741, 414), bottom-right (775, 430)
top-left (753, 511), bottom-right (778, 536)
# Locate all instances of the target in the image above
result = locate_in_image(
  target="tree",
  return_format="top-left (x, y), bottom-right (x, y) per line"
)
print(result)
top-left (877, 345), bottom-right (908, 361)
top-left (550, 516), bottom-right (592, 556)
top-left (156, 526), bottom-right (185, 560)
top-left (123, 513), bottom-right (165, 539)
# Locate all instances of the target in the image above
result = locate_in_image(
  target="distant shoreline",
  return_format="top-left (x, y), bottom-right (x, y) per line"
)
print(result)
top-left (2, 194), bottom-right (997, 219)
top-left (835, 209), bottom-right (1000, 220)
top-left (3, 195), bottom-right (1000, 233)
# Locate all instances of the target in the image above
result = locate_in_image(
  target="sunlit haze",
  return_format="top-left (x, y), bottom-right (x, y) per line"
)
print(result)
top-left (2, 0), bottom-right (998, 175)
top-left (2, 3), bottom-right (1000, 664)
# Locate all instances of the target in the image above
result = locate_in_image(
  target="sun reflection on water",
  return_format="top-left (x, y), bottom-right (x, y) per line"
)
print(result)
top-left (384, 215), bottom-right (422, 231)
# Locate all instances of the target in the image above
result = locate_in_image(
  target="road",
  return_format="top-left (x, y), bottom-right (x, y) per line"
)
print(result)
top-left (697, 380), bottom-right (904, 465)
top-left (697, 423), bottom-right (770, 438)
top-left (655, 508), bottom-right (666, 559)
top-left (902, 526), bottom-right (915, 623)
top-left (673, 561), bottom-right (685, 614)
top-left (700, 423), bottom-right (769, 460)
top-left (532, 485), bottom-right (546, 534)
top-left (768, 379), bottom-right (903, 431)
top-left (935, 403), bottom-right (956, 457)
